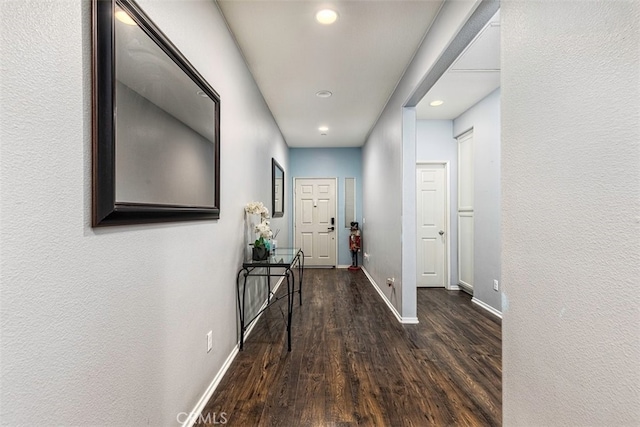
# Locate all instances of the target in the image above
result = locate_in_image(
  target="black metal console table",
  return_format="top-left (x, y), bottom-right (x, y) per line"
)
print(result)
top-left (236, 248), bottom-right (304, 351)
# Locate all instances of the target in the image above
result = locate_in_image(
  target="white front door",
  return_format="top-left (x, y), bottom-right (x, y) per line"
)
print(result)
top-left (295, 178), bottom-right (337, 267)
top-left (416, 164), bottom-right (448, 287)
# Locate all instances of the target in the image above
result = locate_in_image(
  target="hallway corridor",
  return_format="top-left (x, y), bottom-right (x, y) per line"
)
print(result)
top-left (203, 269), bottom-right (501, 426)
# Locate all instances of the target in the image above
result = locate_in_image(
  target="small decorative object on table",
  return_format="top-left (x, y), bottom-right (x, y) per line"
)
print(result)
top-left (252, 245), bottom-right (269, 261)
top-left (271, 228), bottom-right (280, 252)
top-left (245, 201), bottom-right (273, 261)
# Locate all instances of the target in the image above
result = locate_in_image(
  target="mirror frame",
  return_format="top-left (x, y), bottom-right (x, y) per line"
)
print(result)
top-left (92, 0), bottom-right (221, 226)
top-left (271, 158), bottom-right (284, 218)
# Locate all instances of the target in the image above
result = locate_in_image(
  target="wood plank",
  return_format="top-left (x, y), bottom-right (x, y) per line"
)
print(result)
top-left (201, 269), bottom-right (501, 426)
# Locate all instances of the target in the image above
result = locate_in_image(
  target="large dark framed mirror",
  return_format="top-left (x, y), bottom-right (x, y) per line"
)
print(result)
top-left (92, 0), bottom-right (220, 226)
top-left (272, 158), bottom-right (284, 218)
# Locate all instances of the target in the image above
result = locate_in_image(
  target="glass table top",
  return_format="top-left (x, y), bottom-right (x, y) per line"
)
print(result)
top-left (243, 247), bottom-right (302, 267)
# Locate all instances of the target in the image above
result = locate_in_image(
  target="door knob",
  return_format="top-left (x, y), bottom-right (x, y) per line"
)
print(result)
top-left (439, 230), bottom-right (445, 236)
top-left (328, 226), bottom-right (335, 231)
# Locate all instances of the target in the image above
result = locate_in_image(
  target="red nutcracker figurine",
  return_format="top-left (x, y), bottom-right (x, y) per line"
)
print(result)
top-left (348, 221), bottom-right (361, 271)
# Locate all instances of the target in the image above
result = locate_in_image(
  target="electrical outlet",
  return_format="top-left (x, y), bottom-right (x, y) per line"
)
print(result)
top-left (387, 277), bottom-right (395, 287)
top-left (207, 331), bottom-right (213, 353)
top-left (493, 280), bottom-right (499, 291)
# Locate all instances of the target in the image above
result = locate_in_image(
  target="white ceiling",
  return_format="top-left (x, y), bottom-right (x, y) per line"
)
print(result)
top-left (416, 10), bottom-right (500, 120)
top-left (217, 0), bottom-right (443, 148)
top-left (217, 2), bottom-right (499, 147)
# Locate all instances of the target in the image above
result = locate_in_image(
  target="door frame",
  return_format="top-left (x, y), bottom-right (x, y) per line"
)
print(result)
top-left (293, 177), bottom-right (339, 267)
top-left (416, 161), bottom-right (451, 290)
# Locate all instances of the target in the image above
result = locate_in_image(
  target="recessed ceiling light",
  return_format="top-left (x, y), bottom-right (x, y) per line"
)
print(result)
top-left (316, 90), bottom-right (332, 98)
top-left (115, 7), bottom-right (137, 26)
top-left (318, 126), bottom-right (329, 132)
top-left (429, 100), bottom-right (444, 107)
top-left (316, 9), bottom-right (338, 25)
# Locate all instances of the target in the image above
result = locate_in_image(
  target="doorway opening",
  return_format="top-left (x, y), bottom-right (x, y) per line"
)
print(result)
top-left (406, 5), bottom-right (502, 317)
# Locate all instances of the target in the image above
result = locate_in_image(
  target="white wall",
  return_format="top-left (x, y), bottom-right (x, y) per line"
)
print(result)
top-left (502, 1), bottom-right (640, 424)
top-left (363, 0), bottom-right (481, 320)
top-left (453, 88), bottom-right (501, 312)
top-left (416, 119), bottom-right (459, 287)
top-left (0, 1), bottom-right (288, 425)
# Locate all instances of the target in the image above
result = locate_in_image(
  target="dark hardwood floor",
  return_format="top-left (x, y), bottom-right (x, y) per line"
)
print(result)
top-left (202, 268), bottom-right (501, 426)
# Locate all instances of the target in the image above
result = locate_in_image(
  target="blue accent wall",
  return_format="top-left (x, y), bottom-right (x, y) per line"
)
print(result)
top-left (289, 148), bottom-right (363, 266)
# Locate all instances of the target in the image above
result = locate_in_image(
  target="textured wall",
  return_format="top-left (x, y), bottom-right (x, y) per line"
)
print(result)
top-left (363, 103), bottom-right (406, 313)
top-left (453, 88), bottom-right (501, 313)
top-left (502, 1), bottom-right (640, 424)
top-left (289, 148), bottom-right (363, 266)
top-left (0, 0), bottom-right (288, 425)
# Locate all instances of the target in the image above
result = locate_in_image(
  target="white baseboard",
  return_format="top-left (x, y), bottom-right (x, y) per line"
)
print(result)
top-left (448, 284), bottom-right (460, 291)
top-left (181, 344), bottom-right (239, 427)
top-left (361, 267), bottom-right (419, 324)
top-left (471, 297), bottom-right (503, 319)
top-left (459, 282), bottom-right (473, 295)
top-left (337, 264), bottom-right (352, 269)
top-left (183, 276), bottom-right (285, 427)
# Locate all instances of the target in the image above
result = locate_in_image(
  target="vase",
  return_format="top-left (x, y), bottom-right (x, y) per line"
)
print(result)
top-left (252, 246), bottom-right (269, 261)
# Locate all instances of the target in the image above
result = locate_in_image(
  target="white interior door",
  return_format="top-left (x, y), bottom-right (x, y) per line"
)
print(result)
top-left (295, 178), bottom-right (337, 267)
top-left (458, 211), bottom-right (474, 288)
top-left (416, 164), bottom-right (448, 287)
top-left (457, 130), bottom-right (474, 291)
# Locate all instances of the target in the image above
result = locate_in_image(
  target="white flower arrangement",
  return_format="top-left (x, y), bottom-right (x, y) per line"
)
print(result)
top-left (255, 220), bottom-right (273, 240)
top-left (245, 201), bottom-right (272, 248)
top-left (244, 201), bottom-right (270, 219)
